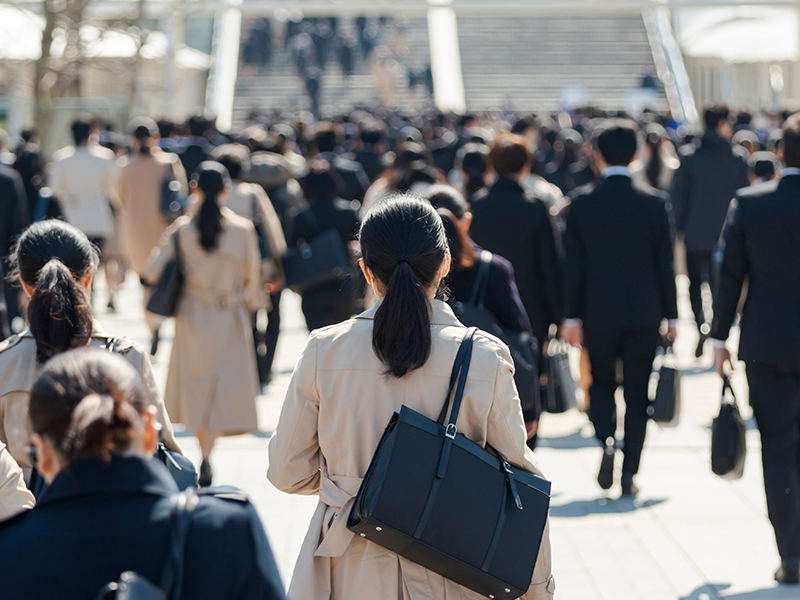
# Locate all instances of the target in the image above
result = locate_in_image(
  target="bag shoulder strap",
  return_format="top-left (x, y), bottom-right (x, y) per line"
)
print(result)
top-left (159, 489), bottom-right (199, 600)
top-left (467, 251), bottom-right (492, 308)
top-left (436, 327), bottom-right (478, 426)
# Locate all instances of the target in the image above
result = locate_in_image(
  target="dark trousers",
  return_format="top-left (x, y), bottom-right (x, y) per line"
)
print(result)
top-left (686, 250), bottom-right (712, 330)
top-left (746, 364), bottom-right (800, 560)
top-left (264, 291), bottom-right (282, 378)
top-left (584, 327), bottom-right (660, 475)
top-left (301, 278), bottom-right (357, 332)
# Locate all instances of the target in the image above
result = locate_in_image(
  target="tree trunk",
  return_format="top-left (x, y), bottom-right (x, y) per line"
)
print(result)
top-left (34, 0), bottom-right (57, 148)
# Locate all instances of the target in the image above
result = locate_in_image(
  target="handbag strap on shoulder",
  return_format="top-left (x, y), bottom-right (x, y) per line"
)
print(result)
top-left (468, 251), bottom-right (492, 308)
top-left (437, 327), bottom-right (478, 426)
top-left (159, 489), bottom-right (199, 600)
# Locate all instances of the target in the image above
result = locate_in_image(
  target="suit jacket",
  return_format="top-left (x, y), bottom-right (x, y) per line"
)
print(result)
top-left (469, 178), bottom-right (562, 340)
top-left (562, 175), bottom-right (678, 329)
top-left (671, 133), bottom-right (749, 253)
top-left (316, 152), bottom-right (370, 203)
top-left (710, 175), bottom-right (800, 367)
top-left (0, 455), bottom-right (285, 600)
top-left (267, 299), bottom-right (555, 600)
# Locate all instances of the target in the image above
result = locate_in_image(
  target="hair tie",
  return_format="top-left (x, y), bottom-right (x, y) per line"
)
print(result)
top-left (396, 256), bottom-right (412, 267)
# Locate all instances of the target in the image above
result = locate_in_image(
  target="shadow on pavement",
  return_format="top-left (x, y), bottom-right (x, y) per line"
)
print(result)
top-left (550, 496), bottom-right (666, 517)
top-left (680, 583), bottom-right (798, 599)
top-left (538, 427), bottom-right (598, 450)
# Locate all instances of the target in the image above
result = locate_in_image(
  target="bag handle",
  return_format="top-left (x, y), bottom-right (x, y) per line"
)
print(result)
top-left (721, 373), bottom-right (737, 404)
top-left (159, 489), bottom-right (199, 600)
top-left (436, 327), bottom-right (478, 427)
top-left (468, 251), bottom-right (492, 308)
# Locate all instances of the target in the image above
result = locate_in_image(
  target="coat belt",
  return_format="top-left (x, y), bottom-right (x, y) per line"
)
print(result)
top-left (314, 473), bottom-right (363, 558)
top-left (185, 288), bottom-right (247, 309)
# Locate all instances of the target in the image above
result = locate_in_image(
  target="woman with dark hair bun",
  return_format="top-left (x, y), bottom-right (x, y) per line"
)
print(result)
top-left (268, 195), bottom-right (554, 600)
top-left (0, 348), bottom-right (286, 600)
top-left (145, 161), bottom-right (267, 486)
top-left (0, 220), bottom-right (180, 483)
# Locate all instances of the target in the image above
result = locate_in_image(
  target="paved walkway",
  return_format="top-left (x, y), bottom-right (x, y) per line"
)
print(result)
top-left (93, 274), bottom-right (796, 599)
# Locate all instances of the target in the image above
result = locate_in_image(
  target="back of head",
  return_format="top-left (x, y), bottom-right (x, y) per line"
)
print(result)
top-left (359, 195), bottom-right (448, 378)
top-left (194, 162), bottom-right (231, 252)
top-left (157, 119), bottom-right (175, 140)
top-left (456, 143), bottom-right (490, 196)
top-left (71, 116), bottom-right (94, 147)
top-left (749, 151), bottom-right (780, 180)
top-left (425, 184), bottom-right (469, 219)
top-left (312, 122), bottom-right (341, 153)
top-left (30, 349), bottom-right (146, 464)
top-left (704, 103), bottom-right (731, 132)
top-left (187, 114), bottom-right (211, 139)
top-left (781, 114), bottom-right (800, 169)
top-left (12, 221), bottom-right (99, 362)
top-left (595, 119), bottom-right (639, 167)
top-left (489, 132), bottom-right (531, 179)
top-left (129, 117), bottom-right (157, 155)
top-left (359, 119), bottom-right (384, 146)
top-left (212, 143), bottom-right (251, 180)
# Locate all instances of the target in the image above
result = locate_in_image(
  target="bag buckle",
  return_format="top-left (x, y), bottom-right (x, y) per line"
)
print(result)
top-left (444, 423), bottom-right (457, 439)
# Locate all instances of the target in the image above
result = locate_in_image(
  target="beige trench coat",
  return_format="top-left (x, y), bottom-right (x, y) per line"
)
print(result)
top-left (113, 150), bottom-right (188, 275)
top-left (0, 324), bottom-right (180, 481)
top-left (144, 209), bottom-right (267, 432)
top-left (0, 442), bottom-right (34, 521)
top-left (268, 300), bottom-right (555, 600)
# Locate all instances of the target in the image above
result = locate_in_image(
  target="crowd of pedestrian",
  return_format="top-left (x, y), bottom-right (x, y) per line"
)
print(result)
top-left (0, 99), bottom-right (798, 597)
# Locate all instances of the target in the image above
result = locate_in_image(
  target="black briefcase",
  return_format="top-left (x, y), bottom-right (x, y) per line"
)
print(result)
top-left (711, 374), bottom-right (747, 480)
top-left (348, 328), bottom-right (551, 599)
top-left (648, 345), bottom-right (682, 426)
top-left (541, 338), bottom-right (577, 414)
top-left (146, 235), bottom-right (184, 318)
top-left (282, 229), bottom-right (351, 294)
top-left (449, 251), bottom-right (540, 418)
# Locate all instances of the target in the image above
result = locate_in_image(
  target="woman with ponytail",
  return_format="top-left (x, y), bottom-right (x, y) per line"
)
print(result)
top-left (0, 349), bottom-right (286, 600)
top-left (0, 220), bottom-right (179, 483)
top-left (144, 161), bottom-right (267, 486)
top-left (114, 117), bottom-right (188, 352)
top-left (268, 195), bottom-right (555, 600)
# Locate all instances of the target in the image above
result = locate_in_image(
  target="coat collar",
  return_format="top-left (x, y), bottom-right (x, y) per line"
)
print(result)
top-left (490, 177), bottom-right (525, 194)
top-left (37, 454), bottom-right (178, 507)
top-left (355, 298), bottom-right (463, 327)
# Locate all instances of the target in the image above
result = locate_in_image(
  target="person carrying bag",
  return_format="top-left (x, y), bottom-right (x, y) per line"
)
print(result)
top-left (711, 374), bottom-right (747, 480)
top-left (268, 196), bottom-right (555, 600)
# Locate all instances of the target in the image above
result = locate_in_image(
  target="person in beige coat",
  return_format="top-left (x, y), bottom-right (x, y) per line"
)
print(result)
top-left (0, 442), bottom-right (34, 521)
top-left (144, 162), bottom-right (267, 486)
top-left (268, 196), bottom-right (555, 600)
top-left (0, 220), bottom-right (180, 484)
top-left (113, 118), bottom-right (188, 350)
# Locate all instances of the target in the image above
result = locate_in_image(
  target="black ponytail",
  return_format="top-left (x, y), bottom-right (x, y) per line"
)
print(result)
top-left (194, 161), bottom-right (230, 252)
top-left (11, 220), bottom-right (99, 363)
top-left (30, 349), bottom-right (147, 464)
top-left (359, 195), bottom-right (449, 378)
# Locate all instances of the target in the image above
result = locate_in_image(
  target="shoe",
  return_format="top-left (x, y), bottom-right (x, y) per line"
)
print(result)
top-left (597, 438), bottom-right (615, 490)
top-left (621, 473), bottom-right (639, 497)
top-left (199, 459), bottom-right (213, 487)
top-left (106, 299), bottom-right (116, 313)
top-left (150, 328), bottom-right (160, 356)
top-left (775, 559), bottom-right (800, 584)
top-left (695, 334), bottom-right (707, 359)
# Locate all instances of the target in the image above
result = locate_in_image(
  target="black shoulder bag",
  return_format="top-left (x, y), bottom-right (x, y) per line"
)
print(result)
top-left (96, 489), bottom-right (198, 600)
top-left (348, 328), bottom-right (551, 599)
top-left (449, 251), bottom-right (541, 418)
top-left (146, 233), bottom-right (185, 318)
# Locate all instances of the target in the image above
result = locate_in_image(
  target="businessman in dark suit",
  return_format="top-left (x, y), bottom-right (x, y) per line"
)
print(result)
top-left (711, 114), bottom-right (800, 585)
top-left (671, 103), bottom-right (749, 357)
top-left (561, 121), bottom-right (678, 496)
top-left (177, 115), bottom-right (213, 178)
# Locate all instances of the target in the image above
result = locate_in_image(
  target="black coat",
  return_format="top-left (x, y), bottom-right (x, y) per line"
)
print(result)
top-left (0, 164), bottom-right (29, 328)
top-left (0, 455), bottom-right (285, 600)
top-left (562, 175), bottom-right (678, 329)
top-left (177, 142), bottom-right (212, 179)
top-left (469, 178), bottom-right (562, 340)
top-left (710, 175), bottom-right (800, 367)
top-left (671, 133), bottom-right (750, 253)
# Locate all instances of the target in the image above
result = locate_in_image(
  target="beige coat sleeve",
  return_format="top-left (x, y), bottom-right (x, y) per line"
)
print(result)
top-left (267, 334), bottom-right (321, 495)
top-left (244, 221), bottom-right (269, 312)
top-left (0, 443), bottom-right (34, 521)
top-left (485, 342), bottom-right (555, 599)
top-left (125, 346), bottom-right (182, 454)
